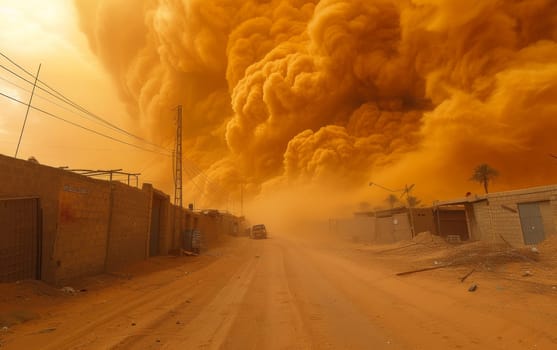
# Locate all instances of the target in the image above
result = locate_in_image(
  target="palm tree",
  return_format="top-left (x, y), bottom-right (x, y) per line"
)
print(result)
top-left (385, 194), bottom-right (399, 209)
top-left (406, 195), bottom-right (421, 208)
top-left (470, 163), bottom-right (499, 194)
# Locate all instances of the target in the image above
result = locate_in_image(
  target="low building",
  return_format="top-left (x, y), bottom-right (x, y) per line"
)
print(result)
top-left (435, 185), bottom-right (557, 246)
top-left (433, 205), bottom-right (470, 242)
top-left (332, 207), bottom-right (437, 244)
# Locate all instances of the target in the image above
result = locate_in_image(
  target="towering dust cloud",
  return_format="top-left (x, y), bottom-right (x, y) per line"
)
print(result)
top-left (74, 0), bottom-right (557, 208)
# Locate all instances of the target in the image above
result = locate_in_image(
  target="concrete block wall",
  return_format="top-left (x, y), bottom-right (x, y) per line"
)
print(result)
top-left (487, 186), bottom-right (557, 245)
top-left (330, 217), bottom-right (375, 243)
top-left (105, 182), bottom-right (151, 270)
top-left (374, 214), bottom-right (412, 243)
top-left (467, 201), bottom-right (492, 242)
top-left (0, 155), bottom-right (62, 282)
top-left (156, 194), bottom-right (172, 255)
top-left (392, 213), bottom-right (412, 241)
top-left (412, 208), bottom-right (436, 235)
top-left (1, 154), bottom-right (244, 283)
top-left (375, 217), bottom-right (394, 243)
top-left (54, 175), bottom-right (111, 281)
top-left (197, 212), bottom-right (220, 249)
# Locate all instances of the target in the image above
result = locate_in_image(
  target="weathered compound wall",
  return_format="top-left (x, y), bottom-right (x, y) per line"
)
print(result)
top-left (1, 154), bottom-right (242, 283)
top-left (486, 186), bottom-right (557, 246)
top-left (105, 182), bottom-right (152, 270)
top-left (55, 176), bottom-right (111, 281)
top-left (0, 154), bottom-right (112, 282)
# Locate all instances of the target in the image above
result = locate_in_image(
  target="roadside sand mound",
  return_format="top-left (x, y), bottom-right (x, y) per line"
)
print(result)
top-left (412, 231), bottom-right (447, 246)
top-left (438, 242), bottom-right (540, 268)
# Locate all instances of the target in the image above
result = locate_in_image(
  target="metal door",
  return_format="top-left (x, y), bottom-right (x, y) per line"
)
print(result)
top-left (0, 198), bottom-right (41, 282)
top-left (518, 202), bottom-right (545, 245)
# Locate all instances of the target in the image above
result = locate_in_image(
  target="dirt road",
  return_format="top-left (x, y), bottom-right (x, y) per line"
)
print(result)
top-left (1, 235), bottom-right (556, 349)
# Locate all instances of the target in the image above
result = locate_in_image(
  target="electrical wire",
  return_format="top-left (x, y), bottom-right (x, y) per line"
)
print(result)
top-left (0, 54), bottom-right (168, 152)
top-left (0, 73), bottom-right (143, 138)
top-left (0, 91), bottom-right (172, 157)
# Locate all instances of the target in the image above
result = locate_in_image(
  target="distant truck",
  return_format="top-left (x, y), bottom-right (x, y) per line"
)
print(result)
top-left (250, 224), bottom-right (267, 239)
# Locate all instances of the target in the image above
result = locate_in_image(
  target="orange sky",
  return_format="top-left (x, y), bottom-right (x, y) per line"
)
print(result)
top-left (2, 1), bottom-right (557, 220)
top-left (0, 0), bottom-right (177, 200)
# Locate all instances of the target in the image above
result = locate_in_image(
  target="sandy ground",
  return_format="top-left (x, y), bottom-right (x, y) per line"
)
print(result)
top-left (1, 233), bottom-right (556, 349)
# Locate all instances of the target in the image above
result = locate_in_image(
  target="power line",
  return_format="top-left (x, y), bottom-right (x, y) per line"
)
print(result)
top-left (0, 72), bottom-right (141, 137)
top-left (0, 91), bottom-right (172, 157)
top-left (0, 53), bottom-right (168, 152)
top-left (0, 52), bottom-right (237, 204)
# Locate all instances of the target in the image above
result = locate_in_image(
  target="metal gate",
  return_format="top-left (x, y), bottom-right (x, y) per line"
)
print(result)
top-left (0, 197), bottom-right (41, 282)
top-left (518, 202), bottom-right (546, 245)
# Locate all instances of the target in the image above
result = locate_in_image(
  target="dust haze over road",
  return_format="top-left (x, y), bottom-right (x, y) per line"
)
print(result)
top-left (2, 227), bottom-right (556, 350)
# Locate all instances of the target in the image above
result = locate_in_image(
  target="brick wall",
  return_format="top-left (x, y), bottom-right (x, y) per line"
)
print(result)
top-left (461, 186), bottom-right (557, 246)
top-left (487, 186), bottom-right (557, 245)
top-left (156, 193), bottom-right (172, 255)
top-left (328, 217), bottom-right (375, 243)
top-left (0, 155), bottom-right (62, 282)
top-left (468, 201), bottom-right (492, 241)
top-left (105, 182), bottom-right (151, 270)
top-left (54, 175), bottom-right (111, 281)
top-left (0, 154), bottom-right (243, 282)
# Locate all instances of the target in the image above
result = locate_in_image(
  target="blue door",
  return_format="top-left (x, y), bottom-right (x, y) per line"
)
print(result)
top-left (518, 202), bottom-right (545, 245)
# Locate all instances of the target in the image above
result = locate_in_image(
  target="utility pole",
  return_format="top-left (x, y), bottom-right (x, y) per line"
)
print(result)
top-left (240, 182), bottom-right (244, 217)
top-left (174, 105), bottom-right (183, 208)
top-left (15, 63), bottom-right (41, 158)
top-left (404, 184), bottom-right (417, 238)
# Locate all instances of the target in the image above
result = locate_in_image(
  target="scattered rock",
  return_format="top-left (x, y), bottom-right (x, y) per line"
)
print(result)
top-left (37, 328), bottom-right (56, 334)
top-left (186, 300), bottom-right (191, 304)
top-left (1, 326), bottom-right (8, 332)
top-left (156, 339), bottom-right (161, 343)
top-left (255, 256), bottom-right (260, 258)
top-left (176, 321), bottom-right (181, 325)
top-left (60, 287), bottom-right (76, 295)
top-left (531, 247), bottom-right (539, 254)
top-left (522, 271), bottom-right (533, 277)
top-left (468, 284), bottom-right (478, 292)
top-left (131, 323), bottom-right (136, 326)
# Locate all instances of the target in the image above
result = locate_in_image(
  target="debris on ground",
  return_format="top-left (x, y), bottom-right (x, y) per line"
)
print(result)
top-left (460, 268), bottom-right (476, 283)
top-left (60, 287), bottom-right (76, 295)
top-left (396, 264), bottom-right (452, 276)
top-left (468, 284), bottom-right (478, 292)
top-left (181, 249), bottom-right (198, 256)
top-left (36, 328), bottom-right (56, 334)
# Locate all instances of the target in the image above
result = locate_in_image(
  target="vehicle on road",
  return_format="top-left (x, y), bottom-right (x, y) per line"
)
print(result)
top-left (250, 224), bottom-right (267, 239)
